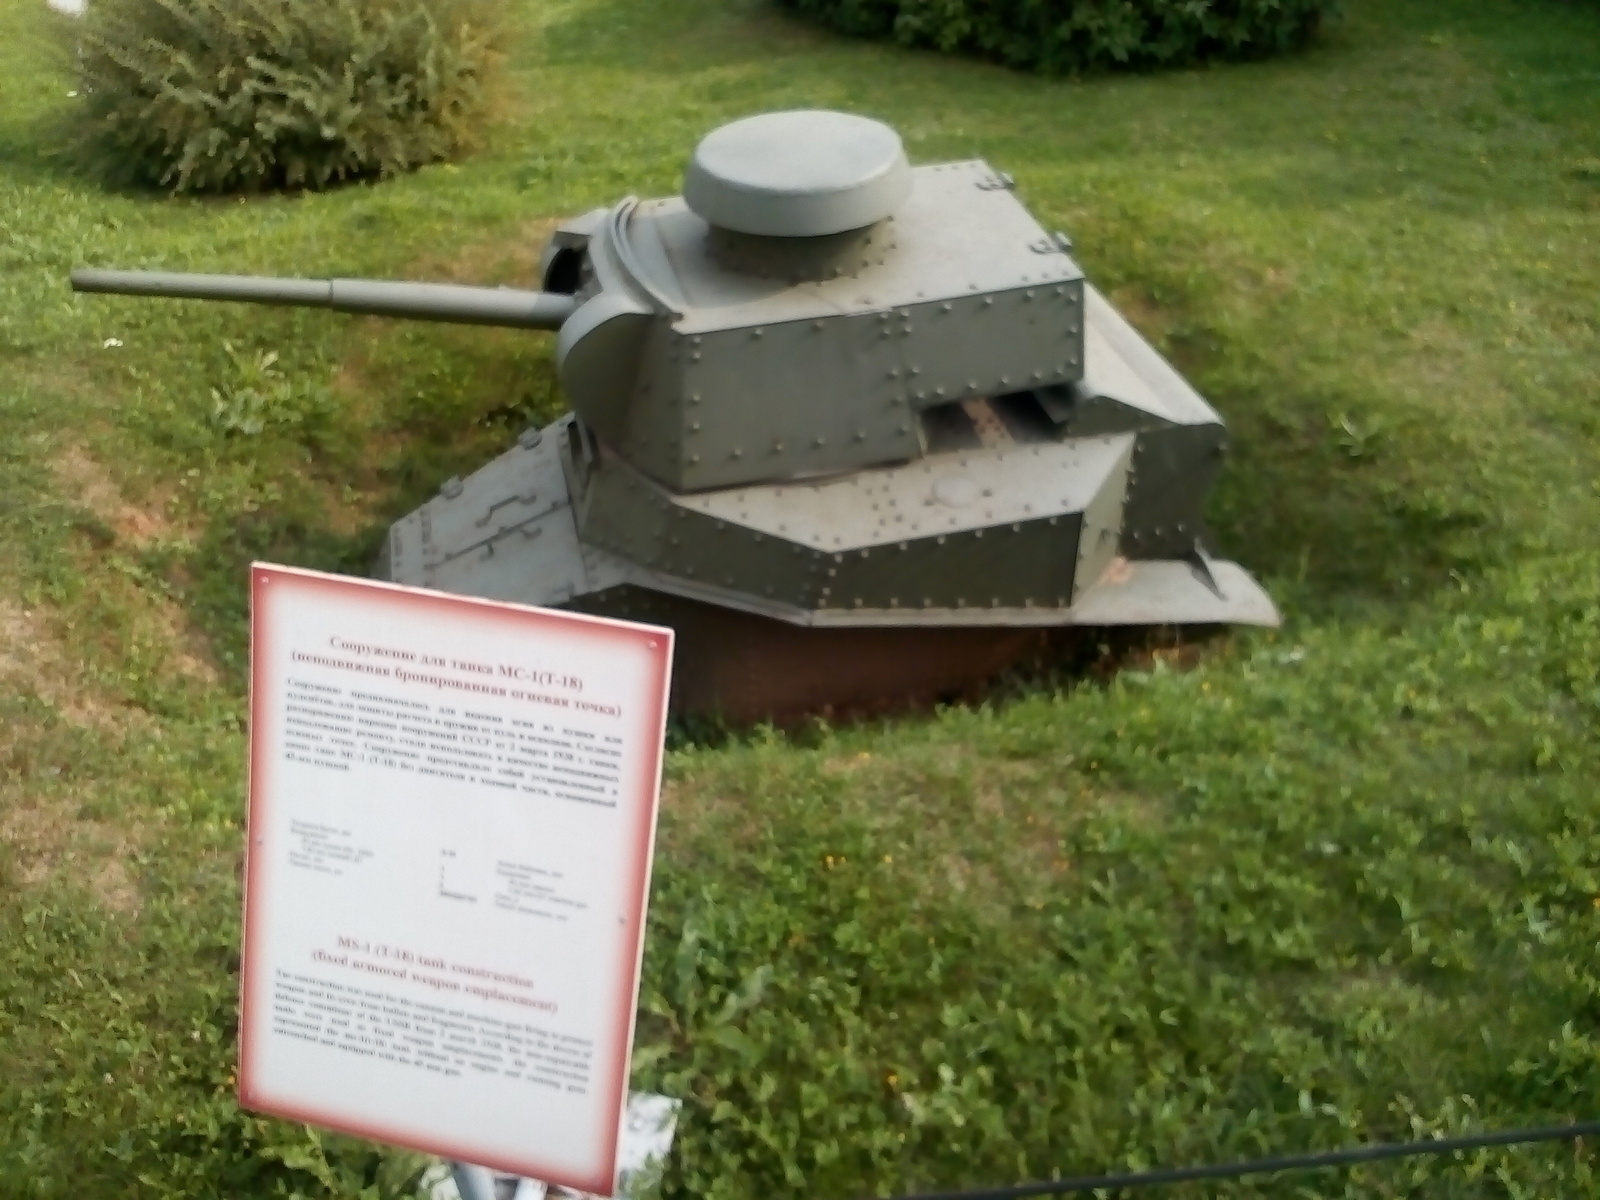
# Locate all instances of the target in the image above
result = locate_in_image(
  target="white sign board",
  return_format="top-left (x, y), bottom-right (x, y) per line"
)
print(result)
top-left (240, 564), bottom-right (673, 1195)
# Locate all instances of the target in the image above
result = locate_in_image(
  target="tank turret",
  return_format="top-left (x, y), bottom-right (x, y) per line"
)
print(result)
top-left (72, 109), bottom-right (1277, 721)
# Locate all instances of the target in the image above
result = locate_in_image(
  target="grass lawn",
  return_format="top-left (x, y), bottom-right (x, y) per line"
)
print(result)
top-left (2, 0), bottom-right (1599, 1196)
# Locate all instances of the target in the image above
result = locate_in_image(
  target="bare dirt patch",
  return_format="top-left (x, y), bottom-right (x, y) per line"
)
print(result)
top-left (150, 604), bottom-right (222, 686)
top-left (0, 600), bottom-right (148, 914)
top-left (51, 444), bottom-right (175, 547)
top-left (4, 585), bottom-right (215, 698)
top-left (42, 447), bottom-right (219, 683)
top-left (0, 792), bottom-right (142, 915)
top-left (0, 599), bottom-right (134, 729)
top-left (0, 599), bottom-right (43, 679)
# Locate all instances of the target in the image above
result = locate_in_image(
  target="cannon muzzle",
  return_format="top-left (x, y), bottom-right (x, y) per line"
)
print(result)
top-left (70, 269), bottom-right (580, 331)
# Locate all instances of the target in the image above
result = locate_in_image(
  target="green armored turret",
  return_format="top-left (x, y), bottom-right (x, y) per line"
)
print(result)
top-left (72, 110), bottom-right (1277, 720)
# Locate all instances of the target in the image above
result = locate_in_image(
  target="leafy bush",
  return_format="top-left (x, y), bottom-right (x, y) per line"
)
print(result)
top-left (776, 0), bottom-right (1335, 74)
top-left (208, 341), bottom-right (334, 441)
top-left (70, 0), bottom-right (501, 193)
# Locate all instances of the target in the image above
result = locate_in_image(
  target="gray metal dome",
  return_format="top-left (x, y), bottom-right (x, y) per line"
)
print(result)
top-left (683, 110), bottom-right (912, 237)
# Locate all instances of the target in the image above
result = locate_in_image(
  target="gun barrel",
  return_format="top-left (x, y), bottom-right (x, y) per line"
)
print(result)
top-left (69, 269), bottom-right (579, 331)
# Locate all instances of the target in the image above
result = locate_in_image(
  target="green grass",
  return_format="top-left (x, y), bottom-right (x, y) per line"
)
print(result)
top-left (2, 0), bottom-right (1599, 1197)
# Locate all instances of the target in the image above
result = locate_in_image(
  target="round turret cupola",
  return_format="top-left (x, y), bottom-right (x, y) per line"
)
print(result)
top-left (684, 110), bottom-right (912, 282)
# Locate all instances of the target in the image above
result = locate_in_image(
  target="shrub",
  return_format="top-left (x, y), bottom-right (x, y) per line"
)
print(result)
top-left (776, 0), bottom-right (1335, 74)
top-left (70, 0), bottom-right (502, 193)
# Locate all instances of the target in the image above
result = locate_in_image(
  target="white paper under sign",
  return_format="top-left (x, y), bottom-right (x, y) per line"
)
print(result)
top-left (240, 564), bottom-right (674, 1195)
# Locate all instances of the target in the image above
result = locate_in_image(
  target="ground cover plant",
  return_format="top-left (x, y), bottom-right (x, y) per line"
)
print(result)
top-left (2, 0), bottom-right (1599, 1196)
top-left (65, 0), bottom-right (502, 193)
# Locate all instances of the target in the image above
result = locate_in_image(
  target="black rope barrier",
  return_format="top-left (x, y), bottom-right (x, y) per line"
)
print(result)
top-left (875, 1118), bottom-right (1600, 1200)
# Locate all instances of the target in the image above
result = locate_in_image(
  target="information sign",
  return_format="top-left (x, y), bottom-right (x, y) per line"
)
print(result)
top-left (240, 564), bottom-right (673, 1195)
